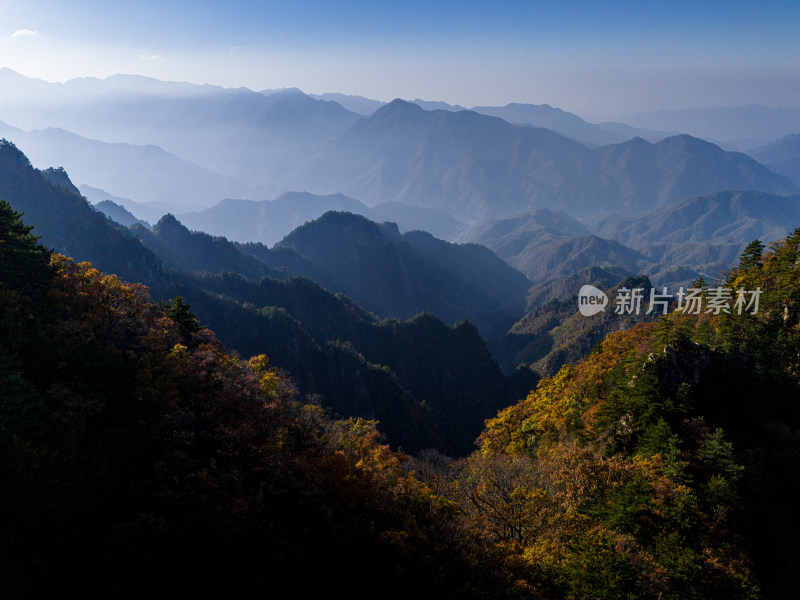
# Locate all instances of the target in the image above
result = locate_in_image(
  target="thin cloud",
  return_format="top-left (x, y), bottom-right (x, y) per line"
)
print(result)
top-left (139, 53), bottom-right (161, 61)
top-left (10, 29), bottom-right (39, 38)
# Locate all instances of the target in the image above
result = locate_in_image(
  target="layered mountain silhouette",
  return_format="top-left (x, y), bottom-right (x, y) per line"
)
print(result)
top-left (0, 140), bottom-right (522, 455)
top-left (470, 103), bottom-right (667, 146)
top-left (124, 205), bottom-right (529, 338)
top-left (0, 121), bottom-right (243, 207)
top-left (747, 133), bottom-right (800, 187)
top-left (294, 100), bottom-right (613, 218)
top-left (2, 70), bottom-right (796, 226)
top-left (627, 104), bottom-right (800, 149)
top-left (0, 139), bottom-right (167, 289)
top-left (401, 98), bottom-right (667, 146)
top-left (592, 190), bottom-right (800, 268)
top-left (133, 214), bottom-right (281, 281)
top-left (176, 192), bottom-right (462, 245)
top-left (466, 208), bottom-right (649, 283)
top-left (308, 92), bottom-right (385, 115)
top-left (314, 93), bottom-right (667, 146)
top-left (294, 100), bottom-right (796, 219)
top-left (0, 71), bottom-right (361, 175)
top-left (95, 200), bottom-right (149, 227)
top-left (79, 184), bottom-right (177, 223)
top-left (271, 211), bottom-right (531, 336)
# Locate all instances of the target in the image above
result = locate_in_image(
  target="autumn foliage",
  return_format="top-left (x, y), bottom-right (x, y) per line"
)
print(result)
top-left (4, 197), bottom-right (800, 599)
top-left (0, 201), bottom-right (497, 597)
top-left (415, 230), bottom-right (800, 599)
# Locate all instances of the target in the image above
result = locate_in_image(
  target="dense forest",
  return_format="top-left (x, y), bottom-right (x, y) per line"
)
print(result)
top-left (0, 139), bottom-right (534, 456)
top-left (4, 181), bottom-right (800, 597)
top-left (0, 200), bottom-right (505, 597)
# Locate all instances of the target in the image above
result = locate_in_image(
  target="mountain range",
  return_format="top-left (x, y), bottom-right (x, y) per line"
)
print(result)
top-left (0, 140), bottom-right (530, 455)
top-left (747, 133), bottom-right (800, 187)
top-left (288, 98), bottom-right (601, 218)
top-left (5, 69), bottom-right (800, 600)
top-left (0, 70), bottom-right (361, 185)
top-left (627, 104), bottom-right (800, 149)
top-left (175, 192), bottom-right (462, 245)
top-left (273, 211), bottom-right (530, 335)
top-left (292, 100), bottom-right (796, 219)
top-left (591, 190), bottom-right (800, 268)
top-left (466, 209), bottom-right (648, 282)
top-left (2, 69), bottom-right (797, 228)
top-left (0, 120), bottom-right (244, 208)
top-left (127, 207), bottom-right (530, 339)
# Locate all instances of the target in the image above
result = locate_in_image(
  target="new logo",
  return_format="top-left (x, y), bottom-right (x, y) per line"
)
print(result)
top-left (578, 285), bottom-right (608, 316)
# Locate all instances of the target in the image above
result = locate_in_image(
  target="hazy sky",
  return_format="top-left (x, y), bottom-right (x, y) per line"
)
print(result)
top-left (1, 0), bottom-right (798, 121)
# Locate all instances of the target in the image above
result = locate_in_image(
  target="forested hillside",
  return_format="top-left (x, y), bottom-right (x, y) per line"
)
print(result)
top-left (419, 231), bottom-right (800, 599)
top-left (5, 176), bottom-right (800, 599)
top-left (0, 200), bottom-right (508, 597)
top-left (0, 140), bottom-right (525, 456)
top-left (2, 3), bottom-right (798, 598)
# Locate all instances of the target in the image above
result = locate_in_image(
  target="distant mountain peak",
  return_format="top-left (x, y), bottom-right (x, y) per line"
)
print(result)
top-left (288, 210), bottom-right (383, 237)
top-left (269, 87), bottom-right (306, 97)
top-left (409, 99), bottom-right (467, 112)
top-left (377, 98), bottom-right (424, 114)
top-left (154, 213), bottom-right (186, 233)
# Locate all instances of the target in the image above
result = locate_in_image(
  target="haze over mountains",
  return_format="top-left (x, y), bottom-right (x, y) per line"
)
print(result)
top-left (0, 119), bottom-right (245, 208)
top-left (175, 192), bottom-right (462, 245)
top-left (6, 131), bottom-right (796, 380)
top-left (1, 68), bottom-right (797, 234)
top-left (628, 105), bottom-right (800, 150)
top-left (3, 68), bottom-right (800, 368)
top-left (280, 100), bottom-right (797, 220)
top-left (747, 133), bottom-right (800, 187)
top-left (0, 139), bottom-right (526, 456)
top-left (6, 0), bottom-right (800, 592)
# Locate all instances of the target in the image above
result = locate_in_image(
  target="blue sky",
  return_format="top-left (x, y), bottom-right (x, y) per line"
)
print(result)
top-left (1, 0), bottom-right (798, 120)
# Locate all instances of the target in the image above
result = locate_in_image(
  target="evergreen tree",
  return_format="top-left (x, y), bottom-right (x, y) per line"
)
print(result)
top-left (0, 199), bottom-right (51, 292)
top-left (159, 295), bottom-right (202, 344)
top-left (738, 239), bottom-right (765, 271)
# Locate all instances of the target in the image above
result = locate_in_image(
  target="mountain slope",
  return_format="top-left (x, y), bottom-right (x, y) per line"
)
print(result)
top-left (511, 234), bottom-right (649, 283)
top-left (178, 192), bottom-right (464, 245)
top-left (500, 274), bottom-right (656, 375)
top-left (464, 233), bottom-right (800, 598)
top-left (273, 211), bottom-right (531, 336)
top-left (296, 99), bottom-right (615, 219)
top-left (0, 140), bottom-right (167, 289)
top-left (132, 214), bottom-right (278, 280)
top-left (467, 208), bottom-right (648, 282)
top-left (471, 102), bottom-right (666, 146)
top-left (591, 190), bottom-right (800, 267)
top-left (0, 142), bottom-right (518, 455)
top-left (747, 133), bottom-right (800, 187)
top-left (0, 209), bottom-right (511, 597)
top-left (596, 134), bottom-right (797, 212)
top-left (627, 104), bottom-right (800, 148)
top-left (466, 208), bottom-right (589, 257)
top-left (0, 122), bottom-right (245, 207)
top-left (95, 200), bottom-right (149, 227)
top-left (294, 100), bottom-right (796, 219)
